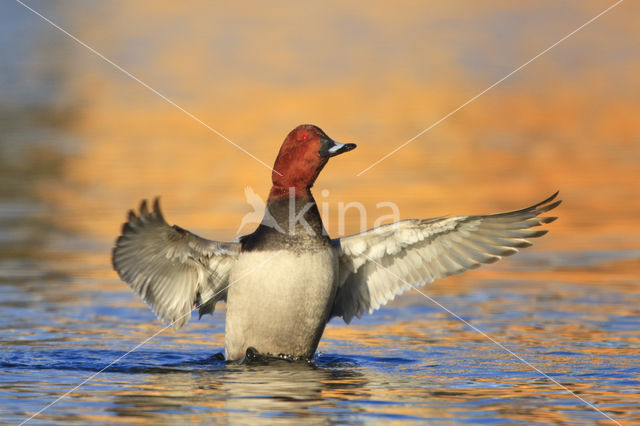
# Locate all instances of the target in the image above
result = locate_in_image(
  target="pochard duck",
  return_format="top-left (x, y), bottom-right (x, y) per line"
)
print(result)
top-left (112, 124), bottom-right (560, 361)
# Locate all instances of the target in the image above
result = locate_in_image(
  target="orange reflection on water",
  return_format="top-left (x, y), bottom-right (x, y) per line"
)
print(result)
top-left (28, 0), bottom-right (637, 252)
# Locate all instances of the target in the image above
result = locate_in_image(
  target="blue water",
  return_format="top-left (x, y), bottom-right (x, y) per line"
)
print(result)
top-left (1, 242), bottom-right (639, 424)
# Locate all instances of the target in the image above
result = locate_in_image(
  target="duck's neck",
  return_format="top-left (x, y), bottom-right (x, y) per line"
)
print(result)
top-left (268, 184), bottom-right (312, 201)
top-left (262, 185), bottom-right (325, 237)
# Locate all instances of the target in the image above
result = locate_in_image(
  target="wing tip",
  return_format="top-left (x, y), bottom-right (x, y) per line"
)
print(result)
top-left (111, 245), bottom-right (120, 273)
top-left (529, 229), bottom-right (549, 238)
top-left (537, 190), bottom-right (560, 207)
top-left (137, 197), bottom-right (163, 222)
top-left (117, 196), bottom-right (166, 233)
top-left (540, 216), bottom-right (558, 225)
top-left (500, 247), bottom-right (518, 257)
top-left (113, 197), bottom-right (161, 279)
top-left (139, 199), bottom-right (149, 217)
top-left (538, 200), bottom-right (562, 215)
top-left (515, 240), bottom-right (534, 248)
top-left (153, 196), bottom-right (164, 221)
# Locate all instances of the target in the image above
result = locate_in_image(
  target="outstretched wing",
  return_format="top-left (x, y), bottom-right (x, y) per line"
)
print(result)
top-left (331, 192), bottom-right (561, 323)
top-left (112, 198), bottom-right (240, 328)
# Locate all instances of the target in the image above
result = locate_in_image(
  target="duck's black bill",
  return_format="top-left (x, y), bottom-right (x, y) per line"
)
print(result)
top-left (320, 138), bottom-right (357, 158)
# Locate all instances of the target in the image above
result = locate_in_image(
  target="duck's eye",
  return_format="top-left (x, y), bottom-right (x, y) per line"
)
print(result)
top-left (301, 135), bottom-right (308, 141)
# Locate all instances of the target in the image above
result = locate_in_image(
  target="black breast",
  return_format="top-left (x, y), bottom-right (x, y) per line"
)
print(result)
top-left (240, 195), bottom-right (331, 252)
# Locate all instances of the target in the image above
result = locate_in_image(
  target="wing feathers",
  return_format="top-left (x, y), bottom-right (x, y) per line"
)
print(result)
top-left (112, 198), bottom-right (239, 328)
top-left (332, 192), bottom-right (561, 323)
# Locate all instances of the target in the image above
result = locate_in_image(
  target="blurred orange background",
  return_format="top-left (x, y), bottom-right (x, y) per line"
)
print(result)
top-left (2, 0), bottom-right (639, 258)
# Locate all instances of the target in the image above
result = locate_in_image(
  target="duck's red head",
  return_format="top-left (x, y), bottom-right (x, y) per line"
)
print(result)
top-left (271, 124), bottom-right (356, 197)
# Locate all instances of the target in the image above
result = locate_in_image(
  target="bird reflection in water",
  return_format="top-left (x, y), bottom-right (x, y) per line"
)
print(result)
top-left (108, 356), bottom-right (367, 422)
